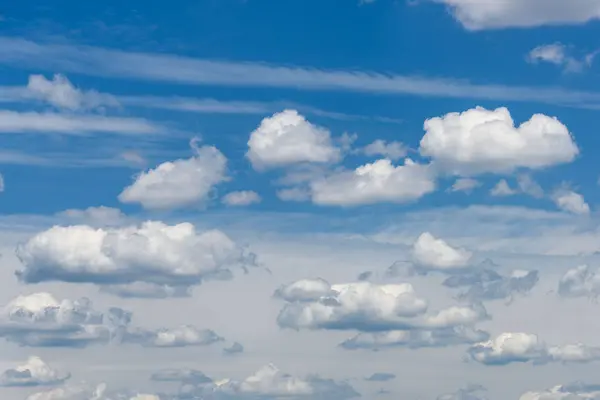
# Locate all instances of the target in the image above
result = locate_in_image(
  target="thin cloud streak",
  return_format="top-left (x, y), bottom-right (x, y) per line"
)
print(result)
top-left (1, 37), bottom-right (600, 107)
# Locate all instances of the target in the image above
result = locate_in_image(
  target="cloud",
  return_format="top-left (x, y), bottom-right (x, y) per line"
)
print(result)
top-left (449, 178), bottom-right (481, 193)
top-left (222, 191), bottom-right (261, 207)
top-left (25, 74), bottom-right (119, 111)
top-left (151, 369), bottom-right (213, 384)
top-left (180, 364), bottom-right (360, 399)
top-left (7, 38), bottom-right (600, 108)
top-left (340, 326), bottom-right (489, 350)
top-left (276, 187), bottom-right (311, 202)
top-left (419, 107), bottom-right (579, 175)
top-left (26, 382), bottom-right (159, 400)
top-left (0, 292), bottom-right (126, 347)
top-left (519, 382), bottom-right (600, 400)
top-left (15, 221), bottom-right (256, 294)
top-left (468, 332), bottom-right (600, 366)
top-left (0, 110), bottom-right (162, 135)
top-left (273, 278), bottom-right (333, 302)
top-left (0, 356), bottom-right (70, 387)
top-left (360, 140), bottom-right (407, 161)
top-left (437, 385), bottom-right (488, 400)
top-left (119, 141), bottom-right (228, 210)
top-left (56, 206), bottom-right (128, 226)
top-left (552, 189), bottom-right (590, 215)
top-left (444, 269), bottom-right (539, 303)
top-left (557, 265), bottom-right (600, 298)
top-left (527, 43), bottom-right (591, 73)
top-left (490, 180), bottom-right (516, 197)
top-left (365, 373), bottom-right (395, 382)
top-left (223, 342), bottom-right (244, 355)
top-left (309, 158), bottom-right (436, 206)
top-left (432, 0), bottom-right (600, 30)
top-left (123, 325), bottom-right (223, 347)
top-left (99, 283), bottom-right (193, 299)
top-left (247, 110), bottom-right (341, 170)
top-left (516, 174), bottom-right (545, 199)
top-left (276, 280), bottom-right (487, 332)
top-left (410, 232), bottom-right (473, 274)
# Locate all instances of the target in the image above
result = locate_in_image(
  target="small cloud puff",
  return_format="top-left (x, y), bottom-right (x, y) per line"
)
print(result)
top-left (222, 191), bottom-right (261, 206)
top-left (0, 356), bottom-right (70, 387)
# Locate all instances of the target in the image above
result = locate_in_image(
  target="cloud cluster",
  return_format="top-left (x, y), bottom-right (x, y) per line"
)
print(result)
top-left (15, 221), bottom-right (256, 296)
top-left (0, 357), bottom-right (70, 387)
top-left (27, 382), bottom-right (159, 400)
top-left (468, 332), bottom-right (600, 366)
top-left (557, 265), bottom-right (600, 298)
top-left (519, 382), bottom-right (600, 400)
top-left (444, 269), bottom-right (539, 303)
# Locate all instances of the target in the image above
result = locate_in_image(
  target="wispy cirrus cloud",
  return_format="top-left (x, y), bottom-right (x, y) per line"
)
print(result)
top-left (2, 37), bottom-right (600, 107)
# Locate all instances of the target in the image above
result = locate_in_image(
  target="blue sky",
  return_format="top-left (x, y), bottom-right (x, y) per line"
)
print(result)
top-left (2, 1), bottom-right (600, 399)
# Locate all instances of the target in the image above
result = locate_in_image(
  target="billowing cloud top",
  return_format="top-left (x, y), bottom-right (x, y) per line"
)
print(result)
top-left (411, 232), bottom-right (473, 272)
top-left (0, 356), bottom-right (70, 387)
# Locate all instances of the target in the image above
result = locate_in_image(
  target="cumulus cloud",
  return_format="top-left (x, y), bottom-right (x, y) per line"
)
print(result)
top-left (449, 178), bottom-right (481, 193)
top-left (15, 221), bottom-right (256, 294)
top-left (519, 382), bottom-right (600, 400)
top-left (26, 74), bottom-right (118, 111)
top-left (273, 278), bottom-right (333, 302)
top-left (410, 232), bottom-right (473, 274)
top-left (309, 158), bottom-right (435, 206)
top-left (444, 269), bottom-right (539, 303)
top-left (0, 356), bottom-right (70, 387)
top-left (340, 326), bottom-right (489, 351)
top-left (527, 43), bottom-right (590, 73)
top-left (432, 0), bottom-right (600, 30)
top-left (123, 325), bottom-right (223, 348)
top-left (365, 373), bottom-right (395, 382)
top-left (419, 107), bottom-right (579, 175)
top-left (119, 141), bottom-right (228, 210)
top-left (437, 385), bottom-right (488, 400)
top-left (557, 265), bottom-right (600, 298)
top-left (222, 190), bottom-right (261, 206)
top-left (276, 280), bottom-right (486, 332)
top-left (361, 140), bottom-right (407, 160)
top-left (552, 189), bottom-right (590, 215)
top-left (223, 342), bottom-right (244, 355)
top-left (247, 110), bottom-right (341, 170)
top-left (56, 206), bottom-right (127, 226)
top-left (179, 364), bottom-right (359, 399)
top-left (490, 179), bottom-right (516, 197)
top-left (468, 332), bottom-right (600, 366)
top-left (27, 382), bottom-right (159, 400)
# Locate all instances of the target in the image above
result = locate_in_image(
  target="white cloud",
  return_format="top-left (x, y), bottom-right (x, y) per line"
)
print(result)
top-left (247, 110), bottom-right (341, 170)
top-left (127, 325), bottom-right (223, 348)
top-left (0, 110), bottom-right (162, 135)
top-left (552, 189), bottom-right (590, 215)
top-left (118, 142), bottom-right (228, 210)
top-left (490, 179), bottom-right (516, 197)
top-left (433, 0), bottom-right (600, 30)
top-left (309, 158), bottom-right (436, 206)
top-left (517, 174), bottom-right (545, 198)
top-left (449, 178), bottom-right (480, 193)
top-left (56, 206), bottom-right (127, 226)
top-left (26, 382), bottom-right (159, 400)
top-left (444, 269), bottom-right (539, 303)
top-left (15, 221), bottom-right (256, 292)
top-left (411, 232), bottom-right (473, 273)
top-left (519, 383), bottom-right (600, 400)
top-left (361, 140), bottom-right (407, 160)
top-left (276, 280), bottom-right (486, 332)
top-left (527, 43), bottom-right (590, 73)
top-left (468, 332), bottom-right (600, 365)
top-left (222, 190), bottom-right (261, 206)
top-left (419, 107), bottom-right (579, 175)
top-left (26, 74), bottom-right (119, 111)
top-left (0, 356), bottom-right (70, 387)
top-left (273, 278), bottom-right (333, 302)
top-left (557, 265), bottom-right (600, 298)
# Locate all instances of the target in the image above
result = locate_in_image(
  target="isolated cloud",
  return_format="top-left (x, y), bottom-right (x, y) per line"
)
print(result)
top-left (119, 142), bottom-right (228, 210)
top-left (247, 110), bottom-right (341, 170)
top-left (365, 373), bottom-right (395, 382)
top-left (527, 43), bottom-right (589, 73)
top-left (516, 174), bottom-right (544, 198)
top-left (15, 221), bottom-right (256, 292)
top-left (26, 74), bottom-right (118, 111)
top-left (433, 0), bottom-right (600, 30)
top-left (552, 189), bottom-right (590, 215)
top-left (100, 283), bottom-right (192, 299)
top-left (223, 342), bottom-right (244, 355)
top-left (123, 325), bottom-right (223, 348)
top-left (519, 382), bottom-right (600, 400)
top-left (468, 332), bottom-right (600, 366)
top-left (181, 364), bottom-right (359, 399)
top-left (222, 191), bottom-right (261, 206)
top-left (446, 269), bottom-right (539, 303)
top-left (490, 180), bottom-right (516, 197)
top-left (419, 107), bottom-right (579, 175)
top-left (340, 326), bottom-right (489, 350)
top-left (0, 292), bottom-right (126, 347)
top-left (557, 265), bottom-right (600, 298)
top-left (309, 158), bottom-right (435, 206)
top-left (437, 385), bottom-right (488, 400)
top-left (449, 178), bottom-right (480, 193)
top-left (0, 356), bottom-right (70, 387)
top-left (276, 280), bottom-right (486, 332)
top-left (361, 140), bottom-right (407, 160)
top-left (410, 232), bottom-right (473, 274)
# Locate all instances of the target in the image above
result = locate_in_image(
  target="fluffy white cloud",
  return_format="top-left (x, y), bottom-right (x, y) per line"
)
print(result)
top-left (26, 74), bottom-right (118, 111)
top-left (247, 110), bottom-right (341, 170)
top-left (520, 383), bottom-right (600, 400)
top-left (0, 356), bottom-right (70, 387)
top-left (309, 158), bottom-right (435, 206)
top-left (15, 221), bottom-right (255, 292)
top-left (558, 265), bottom-right (600, 298)
top-left (119, 143), bottom-right (228, 210)
top-left (552, 190), bottom-right (590, 215)
top-left (222, 190), bottom-right (261, 206)
top-left (411, 232), bottom-right (473, 273)
top-left (276, 280), bottom-right (486, 332)
top-left (490, 179), bottom-right (516, 197)
top-left (449, 178), bottom-right (480, 193)
top-left (419, 107), bottom-right (579, 175)
top-left (361, 139), bottom-right (407, 160)
top-left (433, 0), bottom-right (600, 30)
top-left (273, 278), bottom-right (333, 302)
top-left (468, 332), bottom-right (600, 365)
top-left (126, 325), bottom-right (223, 348)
